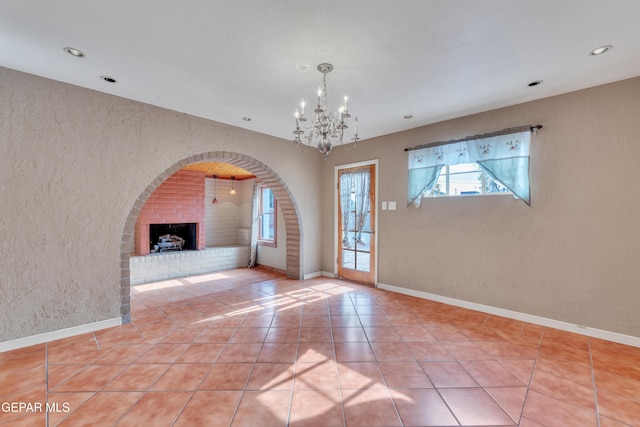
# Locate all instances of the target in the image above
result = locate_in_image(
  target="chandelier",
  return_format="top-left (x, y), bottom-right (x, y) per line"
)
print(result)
top-left (293, 63), bottom-right (359, 156)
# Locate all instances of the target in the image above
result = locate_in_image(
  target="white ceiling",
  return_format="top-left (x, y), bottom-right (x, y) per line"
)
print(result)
top-left (2, 1), bottom-right (640, 142)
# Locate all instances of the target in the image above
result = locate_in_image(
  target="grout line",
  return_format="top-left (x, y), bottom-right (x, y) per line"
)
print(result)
top-left (200, 298), bottom-right (254, 426)
top-left (588, 338), bottom-right (601, 427)
top-left (227, 317), bottom-right (269, 426)
top-left (110, 391), bottom-right (149, 425)
top-left (516, 327), bottom-right (544, 424)
top-left (128, 319), bottom-right (145, 340)
top-left (325, 298), bottom-right (348, 427)
top-left (168, 390), bottom-right (196, 427)
top-left (92, 332), bottom-right (100, 351)
top-left (416, 343), bottom-right (464, 426)
top-left (358, 294), bottom-right (405, 426)
top-left (45, 343), bottom-right (49, 427)
top-left (284, 301), bottom-right (304, 427)
top-left (284, 296), bottom-right (304, 426)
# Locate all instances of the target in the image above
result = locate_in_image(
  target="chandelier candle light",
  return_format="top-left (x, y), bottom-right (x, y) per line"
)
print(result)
top-left (293, 63), bottom-right (359, 156)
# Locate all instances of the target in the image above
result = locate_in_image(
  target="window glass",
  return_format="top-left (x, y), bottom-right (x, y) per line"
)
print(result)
top-left (426, 163), bottom-right (512, 198)
top-left (259, 186), bottom-right (276, 246)
top-left (485, 176), bottom-right (510, 194)
top-left (449, 169), bottom-right (482, 196)
top-left (431, 173), bottom-right (447, 197)
top-left (449, 163), bottom-right (481, 174)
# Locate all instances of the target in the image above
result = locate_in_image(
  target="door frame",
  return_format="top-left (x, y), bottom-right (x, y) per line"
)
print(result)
top-left (334, 159), bottom-right (379, 286)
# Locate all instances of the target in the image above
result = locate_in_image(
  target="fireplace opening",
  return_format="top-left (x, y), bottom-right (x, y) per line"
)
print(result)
top-left (149, 223), bottom-right (197, 253)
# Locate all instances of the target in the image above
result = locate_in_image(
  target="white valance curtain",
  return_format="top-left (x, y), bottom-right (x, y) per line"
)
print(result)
top-left (408, 130), bottom-right (532, 207)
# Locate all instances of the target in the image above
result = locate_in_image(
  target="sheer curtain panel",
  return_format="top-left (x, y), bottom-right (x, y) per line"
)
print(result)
top-left (248, 182), bottom-right (260, 268)
top-left (339, 167), bottom-right (371, 248)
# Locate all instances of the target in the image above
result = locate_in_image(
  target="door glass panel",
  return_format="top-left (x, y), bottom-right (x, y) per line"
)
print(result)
top-left (359, 212), bottom-right (371, 232)
top-left (354, 233), bottom-right (370, 252)
top-left (341, 232), bottom-right (350, 248)
top-left (346, 210), bottom-right (356, 232)
top-left (343, 230), bottom-right (358, 249)
top-left (356, 252), bottom-right (370, 272)
top-left (342, 249), bottom-right (355, 269)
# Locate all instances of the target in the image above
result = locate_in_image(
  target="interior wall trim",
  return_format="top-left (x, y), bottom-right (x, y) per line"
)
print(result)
top-left (305, 271), bottom-right (337, 280)
top-left (303, 271), bottom-right (324, 280)
top-left (377, 282), bottom-right (640, 348)
top-left (0, 318), bottom-right (122, 353)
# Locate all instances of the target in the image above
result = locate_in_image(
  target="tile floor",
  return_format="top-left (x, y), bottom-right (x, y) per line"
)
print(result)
top-left (1, 267), bottom-right (639, 426)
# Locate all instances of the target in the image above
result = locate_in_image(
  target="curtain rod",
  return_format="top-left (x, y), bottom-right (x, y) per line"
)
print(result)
top-left (403, 124), bottom-right (542, 152)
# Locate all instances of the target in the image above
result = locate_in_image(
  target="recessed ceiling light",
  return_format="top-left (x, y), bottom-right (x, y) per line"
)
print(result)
top-left (403, 114), bottom-right (414, 119)
top-left (528, 80), bottom-right (543, 87)
top-left (100, 76), bottom-right (117, 83)
top-left (63, 47), bottom-right (85, 58)
top-left (242, 117), bottom-right (252, 122)
top-left (589, 45), bottom-right (613, 56)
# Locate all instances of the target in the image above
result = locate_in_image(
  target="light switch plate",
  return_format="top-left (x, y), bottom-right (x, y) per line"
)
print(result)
top-left (381, 201), bottom-right (388, 210)
top-left (388, 201), bottom-right (396, 210)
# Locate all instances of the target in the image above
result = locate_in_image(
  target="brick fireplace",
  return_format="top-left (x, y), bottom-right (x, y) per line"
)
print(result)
top-left (135, 170), bottom-right (206, 255)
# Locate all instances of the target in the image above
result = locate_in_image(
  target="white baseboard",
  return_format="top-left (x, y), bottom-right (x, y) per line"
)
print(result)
top-left (0, 317), bottom-right (123, 353)
top-left (303, 271), bottom-right (323, 280)
top-left (303, 271), bottom-right (335, 280)
top-left (377, 282), bottom-right (640, 348)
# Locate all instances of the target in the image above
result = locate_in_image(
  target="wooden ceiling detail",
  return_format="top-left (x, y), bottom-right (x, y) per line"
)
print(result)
top-left (182, 162), bottom-right (255, 180)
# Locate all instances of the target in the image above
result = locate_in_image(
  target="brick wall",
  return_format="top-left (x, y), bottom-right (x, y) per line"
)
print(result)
top-left (130, 246), bottom-right (250, 285)
top-left (135, 170), bottom-right (206, 255)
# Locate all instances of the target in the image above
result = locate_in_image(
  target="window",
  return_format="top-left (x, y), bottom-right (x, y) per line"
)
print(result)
top-left (426, 163), bottom-right (511, 197)
top-left (407, 129), bottom-right (532, 206)
top-left (258, 186), bottom-right (276, 247)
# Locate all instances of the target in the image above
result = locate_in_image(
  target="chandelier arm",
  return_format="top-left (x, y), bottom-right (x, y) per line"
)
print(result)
top-left (298, 121), bottom-right (317, 132)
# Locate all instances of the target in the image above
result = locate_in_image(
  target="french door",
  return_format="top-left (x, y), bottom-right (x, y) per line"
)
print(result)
top-left (337, 163), bottom-right (376, 285)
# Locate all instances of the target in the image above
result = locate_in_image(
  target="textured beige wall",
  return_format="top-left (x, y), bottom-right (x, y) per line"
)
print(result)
top-left (0, 67), bottom-right (320, 341)
top-left (321, 77), bottom-right (640, 337)
top-left (3, 65), bottom-right (639, 342)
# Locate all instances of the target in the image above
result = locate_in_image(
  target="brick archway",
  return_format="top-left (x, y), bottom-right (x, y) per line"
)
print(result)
top-left (119, 152), bottom-right (303, 322)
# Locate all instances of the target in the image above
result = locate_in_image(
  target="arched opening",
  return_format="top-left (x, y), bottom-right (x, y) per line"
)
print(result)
top-left (119, 151), bottom-right (303, 322)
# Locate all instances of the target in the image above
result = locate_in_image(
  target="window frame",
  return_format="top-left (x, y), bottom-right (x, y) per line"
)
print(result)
top-left (258, 185), bottom-right (277, 247)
